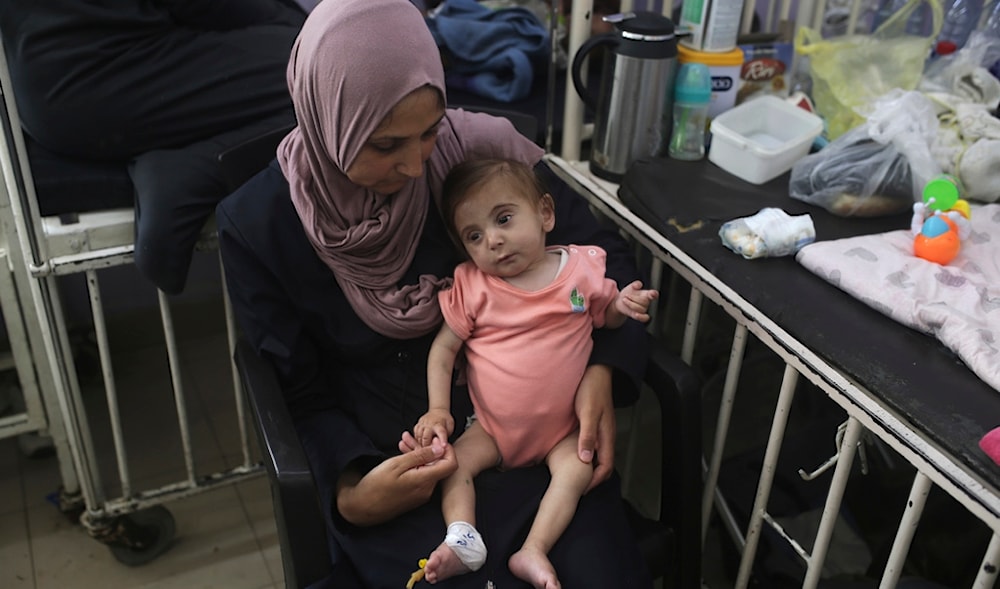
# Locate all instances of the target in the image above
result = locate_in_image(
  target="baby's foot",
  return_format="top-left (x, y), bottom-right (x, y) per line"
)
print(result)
top-left (509, 546), bottom-right (561, 589)
top-left (424, 541), bottom-right (471, 584)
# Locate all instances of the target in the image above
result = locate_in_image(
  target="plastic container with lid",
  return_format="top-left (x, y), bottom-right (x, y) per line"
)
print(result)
top-left (668, 63), bottom-right (712, 160)
top-left (677, 44), bottom-right (744, 121)
top-left (708, 96), bottom-right (824, 184)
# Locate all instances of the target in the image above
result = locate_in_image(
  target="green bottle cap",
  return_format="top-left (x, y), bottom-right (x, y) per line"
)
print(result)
top-left (674, 63), bottom-right (711, 104)
top-left (923, 175), bottom-right (961, 211)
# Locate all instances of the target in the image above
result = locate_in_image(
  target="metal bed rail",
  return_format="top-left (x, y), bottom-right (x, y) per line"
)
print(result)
top-left (544, 154), bottom-right (1000, 589)
top-left (0, 38), bottom-right (261, 565)
top-left (0, 237), bottom-right (50, 441)
top-left (552, 2), bottom-right (1000, 585)
top-left (0, 62), bottom-right (83, 519)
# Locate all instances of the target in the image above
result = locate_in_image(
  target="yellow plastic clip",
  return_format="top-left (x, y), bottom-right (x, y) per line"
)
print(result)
top-left (405, 558), bottom-right (428, 588)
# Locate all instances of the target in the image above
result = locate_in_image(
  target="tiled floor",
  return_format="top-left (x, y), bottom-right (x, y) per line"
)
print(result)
top-left (0, 258), bottom-right (734, 589)
top-left (0, 263), bottom-right (284, 589)
top-left (0, 451), bottom-right (280, 589)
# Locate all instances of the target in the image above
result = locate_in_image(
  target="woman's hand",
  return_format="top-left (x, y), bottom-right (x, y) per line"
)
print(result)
top-left (336, 436), bottom-right (457, 526)
top-left (575, 363), bottom-right (616, 492)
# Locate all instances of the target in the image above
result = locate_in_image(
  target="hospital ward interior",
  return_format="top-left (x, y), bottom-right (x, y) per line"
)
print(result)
top-left (1, 0), bottom-right (999, 587)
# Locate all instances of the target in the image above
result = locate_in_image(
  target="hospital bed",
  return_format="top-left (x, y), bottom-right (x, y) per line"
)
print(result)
top-left (0, 36), bottom-right (288, 563)
top-left (550, 0), bottom-right (1000, 586)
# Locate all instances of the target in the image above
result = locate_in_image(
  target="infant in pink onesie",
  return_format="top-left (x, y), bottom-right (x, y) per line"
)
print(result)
top-left (410, 158), bottom-right (658, 588)
top-left (441, 243), bottom-right (616, 467)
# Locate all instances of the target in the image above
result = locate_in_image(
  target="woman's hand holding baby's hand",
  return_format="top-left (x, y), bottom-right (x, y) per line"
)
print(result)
top-left (413, 408), bottom-right (454, 447)
top-left (617, 280), bottom-right (658, 323)
top-left (339, 436), bottom-right (457, 526)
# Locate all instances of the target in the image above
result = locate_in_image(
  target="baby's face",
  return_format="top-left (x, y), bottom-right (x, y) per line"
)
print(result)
top-left (452, 179), bottom-right (553, 279)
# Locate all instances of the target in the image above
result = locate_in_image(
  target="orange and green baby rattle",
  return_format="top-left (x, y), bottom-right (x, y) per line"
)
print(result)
top-left (911, 174), bottom-right (971, 265)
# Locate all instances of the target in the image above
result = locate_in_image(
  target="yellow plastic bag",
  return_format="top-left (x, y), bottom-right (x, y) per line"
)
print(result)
top-left (796, 0), bottom-right (943, 139)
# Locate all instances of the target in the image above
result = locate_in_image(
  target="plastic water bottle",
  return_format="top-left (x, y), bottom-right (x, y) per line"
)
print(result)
top-left (870, 0), bottom-right (933, 35)
top-left (936, 0), bottom-right (984, 55)
top-left (982, 0), bottom-right (1000, 77)
top-left (668, 63), bottom-right (712, 161)
top-left (870, 0), bottom-right (903, 31)
top-left (986, 0), bottom-right (1000, 29)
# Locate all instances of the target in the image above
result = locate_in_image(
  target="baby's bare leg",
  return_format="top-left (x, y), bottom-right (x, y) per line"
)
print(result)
top-left (425, 422), bottom-right (500, 584)
top-left (509, 432), bottom-right (592, 589)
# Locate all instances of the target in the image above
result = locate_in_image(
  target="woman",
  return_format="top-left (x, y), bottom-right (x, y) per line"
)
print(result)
top-left (216, 0), bottom-right (652, 586)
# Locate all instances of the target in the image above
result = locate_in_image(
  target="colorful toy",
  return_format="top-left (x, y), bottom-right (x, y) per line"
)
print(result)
top-left (911, 175), bottom-right (972, 265)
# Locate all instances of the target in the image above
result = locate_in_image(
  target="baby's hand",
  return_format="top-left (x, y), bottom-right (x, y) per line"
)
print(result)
top-left (414, 408), bottom-right (454, 447)
top-left (617, 280), bottom-right (658, 323)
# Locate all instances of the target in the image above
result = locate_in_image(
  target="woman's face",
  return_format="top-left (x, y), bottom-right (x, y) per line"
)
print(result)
top-left (345, 87), bottom-right (445, 195)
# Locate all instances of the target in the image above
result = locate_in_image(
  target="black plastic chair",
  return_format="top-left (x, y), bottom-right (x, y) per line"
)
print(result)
top-left (235, 333), bottom-right (703, 589)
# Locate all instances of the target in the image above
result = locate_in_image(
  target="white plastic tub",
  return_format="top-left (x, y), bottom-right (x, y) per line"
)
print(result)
top-left (708, 95), bottom-right (824, 185)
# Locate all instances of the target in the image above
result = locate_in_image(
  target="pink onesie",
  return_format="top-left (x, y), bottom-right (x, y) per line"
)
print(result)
top-left (438, 245), bottom-right (619, 467)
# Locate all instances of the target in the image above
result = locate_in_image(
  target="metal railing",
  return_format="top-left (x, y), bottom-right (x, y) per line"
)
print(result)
top-left (0, 38), bottom-right (261, 565)
top-left (543, 5), bottom-right (1000, 575)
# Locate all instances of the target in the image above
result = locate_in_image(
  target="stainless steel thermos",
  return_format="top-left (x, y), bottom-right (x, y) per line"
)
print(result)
top-left (571, 11), bottom-right (679, 182)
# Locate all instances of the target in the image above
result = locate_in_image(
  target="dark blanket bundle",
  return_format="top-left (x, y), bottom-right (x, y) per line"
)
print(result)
top-left (425, 0), bottom-right (549, 102)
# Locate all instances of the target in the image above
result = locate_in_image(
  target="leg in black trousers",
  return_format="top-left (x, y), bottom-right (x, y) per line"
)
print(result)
top-left (129, 113), bottom-right (295, 294)
top-left (3, 0), bottom-right (305, 161)
top-left (2, 0), bottom-right (306, 292)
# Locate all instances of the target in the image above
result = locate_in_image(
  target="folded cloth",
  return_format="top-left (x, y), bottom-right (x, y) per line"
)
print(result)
top-left (719, 207), bottom-right (816, 260)
top-left (980, 426), bottom-right (1000, 465)
top-left (425, 0), bottom-right (548, 102)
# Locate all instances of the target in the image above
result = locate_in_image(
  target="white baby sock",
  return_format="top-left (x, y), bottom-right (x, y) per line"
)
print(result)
top-left (444, 520), bottom-right (487, 571)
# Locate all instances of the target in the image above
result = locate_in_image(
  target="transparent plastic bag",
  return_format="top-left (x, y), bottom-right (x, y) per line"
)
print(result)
top-left (789, 128), bottom-right (913, 216)
top-left (719, 208), bottom-right (816, 259)
top-left (921, 30), bottom-right (1000, 99)
top-left (789, 91), bottom-right (942, 217)
top-left (796, 0), bottom-right (943, 140)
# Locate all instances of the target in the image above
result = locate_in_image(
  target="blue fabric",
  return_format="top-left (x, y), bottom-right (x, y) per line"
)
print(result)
top-left (425, 0), bottom-right (549, 102)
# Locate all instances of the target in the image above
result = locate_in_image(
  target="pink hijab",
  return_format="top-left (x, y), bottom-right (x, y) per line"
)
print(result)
top-left (278, 0), bottom-right (543, 339)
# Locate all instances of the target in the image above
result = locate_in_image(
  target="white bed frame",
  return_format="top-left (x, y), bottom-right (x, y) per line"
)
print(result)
top-left (554, 1), bottom-right (1000, 586)
top-left (0, 37), bottom-right (259, 563)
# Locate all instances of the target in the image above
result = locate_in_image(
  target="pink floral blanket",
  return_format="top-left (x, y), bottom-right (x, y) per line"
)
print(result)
top-left (796, 204), bottom-right (1000, 392)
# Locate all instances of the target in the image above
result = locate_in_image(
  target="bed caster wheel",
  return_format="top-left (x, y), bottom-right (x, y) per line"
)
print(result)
top-left (93, 506), bottom-right (176, 566)
top-left (47, 487), bottom-right (85, 525)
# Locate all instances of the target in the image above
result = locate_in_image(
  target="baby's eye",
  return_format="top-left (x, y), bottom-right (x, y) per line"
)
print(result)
top-left (466, 231), bottom-right (482, 243)
top-left (497, 214), bottom-right (512, 225)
